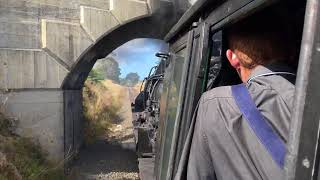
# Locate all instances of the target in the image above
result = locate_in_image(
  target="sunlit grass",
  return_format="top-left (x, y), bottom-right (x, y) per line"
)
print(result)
top-left (82, 80), bottom-right (125, 144)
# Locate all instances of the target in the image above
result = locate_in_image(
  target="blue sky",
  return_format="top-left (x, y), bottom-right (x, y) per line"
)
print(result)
top-left (109, 38), bottom-right (168, 80)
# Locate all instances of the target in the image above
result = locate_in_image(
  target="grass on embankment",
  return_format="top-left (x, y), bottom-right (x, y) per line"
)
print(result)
top-left (0, 113), bottom-right (66, 180)
top-left (82, 79), bottom-right (125, 144)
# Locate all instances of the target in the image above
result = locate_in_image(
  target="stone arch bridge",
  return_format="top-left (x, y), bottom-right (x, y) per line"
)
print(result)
top-left (0, 0), bottom-right (192, 161)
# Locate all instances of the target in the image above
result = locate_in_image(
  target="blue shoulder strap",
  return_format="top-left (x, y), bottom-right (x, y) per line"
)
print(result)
top-left (231, 84), bottom-right (286, 168)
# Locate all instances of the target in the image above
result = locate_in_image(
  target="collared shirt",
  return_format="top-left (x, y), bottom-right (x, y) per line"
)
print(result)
top-left (187, 64), bottom-right (295, 180)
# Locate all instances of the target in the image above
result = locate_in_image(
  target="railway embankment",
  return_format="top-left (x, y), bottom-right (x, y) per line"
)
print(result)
top-left (69, 79), bottom-right (140, 179)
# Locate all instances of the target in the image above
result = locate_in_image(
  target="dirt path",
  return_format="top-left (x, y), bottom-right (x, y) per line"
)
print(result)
top-left (107, 87), bottom-right (137, 150)
top-left (70, 86), bottom-right (140, 180)
top-left (69, 140), bottom-right (139, 180)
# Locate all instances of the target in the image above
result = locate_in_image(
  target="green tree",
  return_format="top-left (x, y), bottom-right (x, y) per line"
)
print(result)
top-left (94, 57), bottom-right (121, 83)
top-left (122, 72), bottom-right (140, 86)
top-left (88, 69), bottom-right (104, 83)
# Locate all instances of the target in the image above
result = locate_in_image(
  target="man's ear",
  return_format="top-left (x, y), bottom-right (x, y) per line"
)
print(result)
top-left (226, 49), bottom-right (240, 69)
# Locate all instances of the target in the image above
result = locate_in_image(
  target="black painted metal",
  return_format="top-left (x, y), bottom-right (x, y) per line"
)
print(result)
top-left (164, 0), bottom-right (223, 42)
top-left (165, 0), bottom-right (269, 43)
top-left (284, 0), bottom-right (320, 179)
top-left (171, 30), bottom-right (198, 175)
top-left (169, 32), bottom-right (189, 53)
top-left (155, 55), bottom-right (173, 179)
top-left (170, 22), bottom-right (211, 179)
top-left (156, 29), bottom-right (194, 180)
top-left (167, 25), bottom-right (205, 180)
top-left (208, 0), bottom-right (277, 32)
top-left (165, 0), bottom-right (276, 45)
top-left (205, 0), bottom-right (254, 26)
top-left (154, 33), bottom-right (189, 179)
top-left (160, 0), bottom-right (320, 179)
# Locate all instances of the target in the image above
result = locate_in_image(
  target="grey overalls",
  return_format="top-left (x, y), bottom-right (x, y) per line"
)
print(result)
top-left (175, 64), bottom-right (296, 180)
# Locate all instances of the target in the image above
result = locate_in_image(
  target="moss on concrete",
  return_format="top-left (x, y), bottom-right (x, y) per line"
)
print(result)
top-left (0, 113), bottom-right (66, 180)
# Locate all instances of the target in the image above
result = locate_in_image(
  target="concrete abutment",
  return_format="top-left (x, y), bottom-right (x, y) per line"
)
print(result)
top-left (0, 90), bottom-right (65, 162)
top-left (0, 0), bottom-right (191, 163)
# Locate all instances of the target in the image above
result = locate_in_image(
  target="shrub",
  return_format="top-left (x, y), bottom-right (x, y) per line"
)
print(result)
top-left (82, 80), bottom-right (123, 144)
top-left (0, 114), bottom-right (66, 180)
top-left (87, 69), bottom-right (105, 83)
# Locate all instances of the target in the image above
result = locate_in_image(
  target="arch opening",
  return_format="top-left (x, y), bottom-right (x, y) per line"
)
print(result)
top-left (68, 38), bottom-right (168, 178)
top-left (61, 0), bottom-right (180, 90)
top-left (60, 2), bottom-right (184, 177)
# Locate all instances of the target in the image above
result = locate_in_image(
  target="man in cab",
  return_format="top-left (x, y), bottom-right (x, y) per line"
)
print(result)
top-left (186, 8), bottom-right (300, 180)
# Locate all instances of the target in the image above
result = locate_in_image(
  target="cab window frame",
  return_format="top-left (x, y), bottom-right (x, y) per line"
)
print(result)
top-left (158, 0), bottom-right (320, 179)
top-left (155, 31), bottom-right (191, 180)
top-left (204, 1), bottom-right (319, 180)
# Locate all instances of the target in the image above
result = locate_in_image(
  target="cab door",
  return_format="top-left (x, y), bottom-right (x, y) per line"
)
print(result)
top-left (170, 22), bottom-right (211, 178)
top-left (155, 22), bottom-right (211, 180)
top-left (155, 30), bottom-right (190, 180)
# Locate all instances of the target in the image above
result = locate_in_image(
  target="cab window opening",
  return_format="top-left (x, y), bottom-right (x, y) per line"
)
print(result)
top-left (156, 1), bottom-right (308, 179)
top-left (204, 1), bottom-right (306, 92)
top-left (179, 2), bottom-right (308, 180)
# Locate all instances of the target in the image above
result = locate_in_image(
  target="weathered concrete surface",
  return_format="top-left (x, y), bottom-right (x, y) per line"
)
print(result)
top-left (0, 0), bottom-right (162, 163)
top-left (0, 0), bottom-right (110, 15)
top-left (110, 0), bottom-right (149, 23)
top-left (0, 49), bottom-right (68, 89)
top-left (64, 90), bottom-right (83, 160)
top-left (41, 19), bottom-right (93, 69)
top-left (80, 6), bottom-right (120, 41)
top-left (0, 0), bottom-right (191, 164)
top-left (0, 90), bottom-right (64, 162)
top-left (0, 90), bottom-right (84, 162)
top-left (0, 20), bottom-right (40, 49)
top-left (0, 0), bottom-right (156, 89)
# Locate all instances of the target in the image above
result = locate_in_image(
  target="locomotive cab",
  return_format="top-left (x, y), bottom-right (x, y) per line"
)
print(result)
top-left (137, 0), bottom-right (320, 179)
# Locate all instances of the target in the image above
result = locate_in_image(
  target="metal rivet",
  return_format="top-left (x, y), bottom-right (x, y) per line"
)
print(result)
top-left (302, 158), bottom-right (310, 168)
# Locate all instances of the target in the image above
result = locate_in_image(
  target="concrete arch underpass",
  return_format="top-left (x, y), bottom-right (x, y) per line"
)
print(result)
top-left (0, 0), bottom-right (190, 163)
top-left (62, 1), bottom-right (179, 90)
top-left (62, 0), bottom-right (181, 162)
